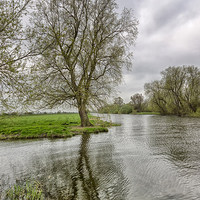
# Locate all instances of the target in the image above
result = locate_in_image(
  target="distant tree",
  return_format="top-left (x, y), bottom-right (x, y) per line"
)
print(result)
top-left (25, 0), bottom-right (138, 126)
top-left (130, 93), bottom-right (144, 112)
top-left (119, 103), bottom-right (132, 114)
top-left (144, 66), bottom-right (200, 116)
top-left (98, 103), bottom-right (119, 114)
top-left (161, 66), bottom-right (186, 115)
top-left (114, 97), bottom-right (124, 107)
top-left (144, 80), bottom-right (168, 114)
top-left (182, 66), bottom-right (200, 112)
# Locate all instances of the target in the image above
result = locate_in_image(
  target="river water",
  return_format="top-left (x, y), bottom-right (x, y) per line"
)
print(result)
top-left (1, 114), bottom-right (200, 199)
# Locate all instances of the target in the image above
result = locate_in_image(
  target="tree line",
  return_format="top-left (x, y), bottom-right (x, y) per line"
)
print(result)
top-left (100, 65), bottom-right (200, 117)
top-left (98, 94), bottom-right (149, 114)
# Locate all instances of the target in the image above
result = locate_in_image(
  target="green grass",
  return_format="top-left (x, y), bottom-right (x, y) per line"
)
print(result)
top-left (136, 112), bottom-right (160, 115)
top-left (0, 113), bottom-right (116, 140)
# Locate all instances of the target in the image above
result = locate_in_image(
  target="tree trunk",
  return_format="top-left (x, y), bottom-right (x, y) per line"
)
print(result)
top-left (78, 104), bottom-right (93, 127)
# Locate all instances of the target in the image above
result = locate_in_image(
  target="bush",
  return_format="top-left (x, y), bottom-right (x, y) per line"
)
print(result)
top-left (190, 107), bottom-right (200, 117)
top-left (131, 109), bottom-right (137, 114)
top-left (119, 104), bottom-right (132, 114)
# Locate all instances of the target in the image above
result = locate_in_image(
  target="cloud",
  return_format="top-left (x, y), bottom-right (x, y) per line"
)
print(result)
top-left (115, 0), bottom-right (200, 103)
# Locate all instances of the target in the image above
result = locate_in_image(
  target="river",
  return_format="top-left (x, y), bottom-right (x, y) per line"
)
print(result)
top-left (1, 114), bottom-right (200, 199)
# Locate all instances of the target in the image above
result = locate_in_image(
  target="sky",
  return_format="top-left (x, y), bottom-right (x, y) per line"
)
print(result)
top-left (115, 0), bottom-right (200, 103)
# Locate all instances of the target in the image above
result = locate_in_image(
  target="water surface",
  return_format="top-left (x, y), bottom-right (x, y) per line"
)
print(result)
top-left (1, 114), bottom-right (200, 199)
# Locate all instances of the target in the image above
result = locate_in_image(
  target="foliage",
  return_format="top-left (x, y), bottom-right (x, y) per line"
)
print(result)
top-left (114, 97), bottom-right (124, 107)
top-left (99, 103), bottom-right (120, 114)
top-left (24, 0), bottom-right (138, 126)
top-left (119, 103), bottom-right (133, 114)
top-left (144, 65), bottom-right (200, 116)
top-left (99, 95), bottom-right (149, 114)
top-left (130, 93), bottom-right (146, 112)
top-left (99, 103), bottom-right (133, 114)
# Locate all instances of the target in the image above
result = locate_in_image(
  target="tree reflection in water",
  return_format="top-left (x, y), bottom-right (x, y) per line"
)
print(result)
top-left (25, 134), bottom-right (129, 200)
top-left (71, 133), bottom-right (100, 199)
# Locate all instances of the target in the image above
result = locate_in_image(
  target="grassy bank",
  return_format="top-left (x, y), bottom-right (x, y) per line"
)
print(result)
top-left (136, 112), bottom-right (160, 115)
top-left (0, 113), bottom-right (117, 140)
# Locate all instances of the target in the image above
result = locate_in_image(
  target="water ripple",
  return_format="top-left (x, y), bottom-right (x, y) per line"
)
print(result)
top-left (1, 115), bottom-right (200, 199)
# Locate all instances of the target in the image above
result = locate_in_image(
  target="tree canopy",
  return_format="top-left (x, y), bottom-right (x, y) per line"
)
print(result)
top-left (144, 66), bottom-right (200, 116)
top-left (25, 0), bottom-right (138, 126)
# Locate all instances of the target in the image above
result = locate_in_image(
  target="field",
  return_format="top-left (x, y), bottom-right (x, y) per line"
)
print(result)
top-left (0, 113), bottom-right (115, 140)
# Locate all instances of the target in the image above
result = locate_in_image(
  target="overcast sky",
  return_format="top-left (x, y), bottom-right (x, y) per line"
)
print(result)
top-left (115, 0), bottom-right (200, 103)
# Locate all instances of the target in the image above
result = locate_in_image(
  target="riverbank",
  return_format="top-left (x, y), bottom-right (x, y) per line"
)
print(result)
top-left (137, 112), bottom-right (160, 115)
top-left (0, 113), bottom-right (118, 140)
top-left (99, 112), bottom-right (160, 115)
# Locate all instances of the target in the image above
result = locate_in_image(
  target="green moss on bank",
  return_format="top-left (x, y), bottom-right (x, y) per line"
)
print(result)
top-left (0, 113), bottom-right (117, 140)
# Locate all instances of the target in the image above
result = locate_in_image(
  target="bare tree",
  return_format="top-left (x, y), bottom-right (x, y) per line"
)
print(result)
top-left (26, 0), bottom-right (138, 126)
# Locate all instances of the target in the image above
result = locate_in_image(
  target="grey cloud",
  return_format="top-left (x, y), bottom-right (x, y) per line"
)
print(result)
top-left (153, 1), bottom-right (189, 29)
top-left (112, 0), bottom-right (200, 103)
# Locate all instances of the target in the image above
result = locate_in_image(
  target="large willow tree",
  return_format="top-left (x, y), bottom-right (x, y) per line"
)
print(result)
top-left (27, 0), bottom-right (138, 126)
